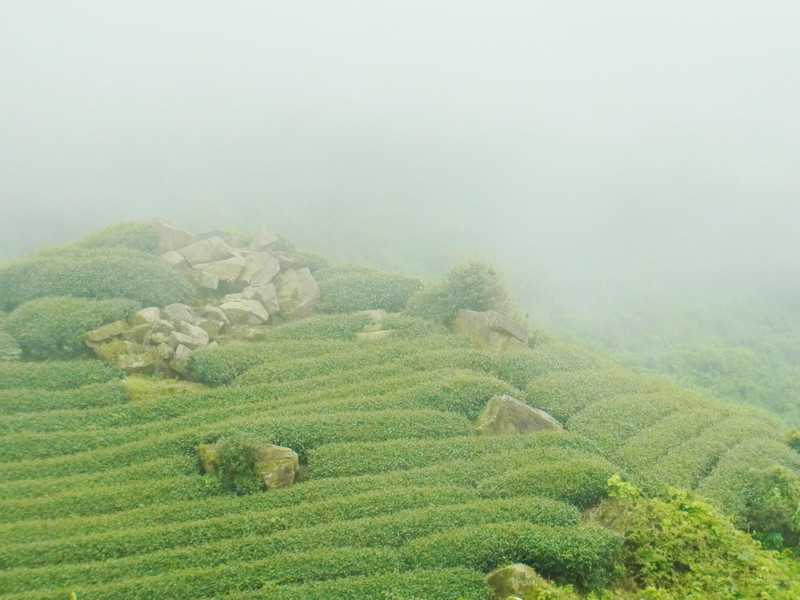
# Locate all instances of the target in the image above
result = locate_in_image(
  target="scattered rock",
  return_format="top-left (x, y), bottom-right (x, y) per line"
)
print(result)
top-left (487, 564), bottom-right (548, 600)
top-left (252, 445), bottom-right (300, 489)
top-left (475, 395), bottom-right (563, 436)
top-left (220, 299), bottom-right (270, 325)
top-left (161, 250), bottom-right (189, 268)
top-left (180, 237), bottom-right (237, 266)
top-left (201, 305), bottom-right (230, 325)
top-left (168, 330), bottom-right (208, 350)
top-left (152, 218), bottom-right (199, 253)
top-left (242, 283), bottom-right (280, 315)
top-left (194, 256), bottom-right (246, 283)
top-left (275, 268), bottom-right (321, 320)
top-left (239, 252), bottom-right (281, 286)
top-left (116, 350), bottom-right (157, 374)
top-left (451, 309), bottom-right (529, 352)
top-left (248, 227), bottom-right (279, 251)
top-left (162, 303), bottom-right (196, 324)
top-left (190, 269), bottom-right (219, 290)
top-left (272, 251), bottom-right (306, 270)
top-left (130, 307), bottom-right (162, 326)
top-left (176, 321), bottom-right (210, 345)
top-left (169, 344), bottom-right (193, 374)
top-left (84, 320), bottom-right (129, 345)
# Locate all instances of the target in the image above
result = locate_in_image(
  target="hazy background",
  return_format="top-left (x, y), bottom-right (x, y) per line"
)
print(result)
top-left (2, 0), bottom-right (799, 318)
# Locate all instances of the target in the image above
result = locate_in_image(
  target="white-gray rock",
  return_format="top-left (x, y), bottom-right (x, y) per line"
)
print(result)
top-left (475, 395), bottom-right (562, 436)
top-left (168, 330), bottom-right (208, 350)
top-left (152, 219), bottom-right (199, 253)
top-left (180, 237), bottom-right (237, 266)
top-left (169, 344), bottom-right (193, 374)
top-left (248, 227), bottom-right (279, 252)
top-left (162, 303), bottom-right (196, 324)
top-left (272, 251), bottom-right (306, 270)
top-left (201, 305), bottom-right (230, 325)
top-left (239, 252), bottom-right (281, 286)
top-left (242, 283), bottom-right (280, 315)
top-left (194, 256), bottom-right (246, 283)
top-left (162, 250), bottom-right (189, 268)
top-left (220, 299), bottom-right (270, 325)
top-left (176, 321), bottom-right (210, 345)
top-left (130, 307), bottom-right (162, 326)
top-left (190, 269), bottom-right (219, 290)
top-left (451, 309), bottom-right (529, 352)
top-left (275, 268), bottom-right (321, 320)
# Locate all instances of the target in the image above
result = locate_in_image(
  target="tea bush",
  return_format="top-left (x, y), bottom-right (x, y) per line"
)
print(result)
top-left (0, 331), bottom-right (21, 362)
top-left (0, 381), bottom-right (126, 416)
top-left (0, 359), bottom-right (122, 390)
top-left (72, 222), bottom-right (160, 253)
top-left (317, 264), bottom-right (423, 313)
top-left (3, 296), bottom-right (139, 358)
top-left (0, 247), bottom-right (195, 310)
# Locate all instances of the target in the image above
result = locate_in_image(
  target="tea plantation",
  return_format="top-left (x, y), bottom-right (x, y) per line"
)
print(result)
top-left (1, 223), bottom-right (799, 599)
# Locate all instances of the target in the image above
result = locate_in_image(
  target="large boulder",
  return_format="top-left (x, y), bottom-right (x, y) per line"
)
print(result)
top-left (84, 320), bottom-right (129, 346)
top-left (451, 309), bottom-right (529, 352)
top-left (180, 237), bottom-right (237, 266)
top-left (275, 268), bottom-right (321, 320)
top-left (248, 227), bottom-right (279, 252)
top-left (220, 298), bottom-right (269, 325)
top-left (152, 219), bottom-right (199, 253)
top-left (487, 564), bottom-right (549, 600)
top-left (252, 444), bottom-right (301, 489)
top-left (169, 344), bottom-right (193, 374)
top-left (193, 256), bottom-right (246, 283)
top-left (162, 303), bottom-right (196, 324)
top-left (475, 395), bottom-right (562, 436)
top-left (239, 252), bottom-right (281, 286)
top-left (242, 283), bottom-right (280, 315)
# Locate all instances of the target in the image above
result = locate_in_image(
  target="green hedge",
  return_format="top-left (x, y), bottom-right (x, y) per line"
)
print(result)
top-left (0, 359), bottom-right (122, 390)
top-left (0, 381), bottom-right (126, 416)
top-left (2, 296), bottom-right (140, 359)
top-left (0, 331), bottom-right (21, 362)
top-left (72, 222), bottom-right (160, 253)
top-left (0, 247), bottom-right (195, 310)
top-left (317, 265), bottom-right (423, 313)
top-left (402, 522), bottom-right (621, 587)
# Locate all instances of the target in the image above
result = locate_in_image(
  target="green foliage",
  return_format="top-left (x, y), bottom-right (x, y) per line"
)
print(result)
top-left (0, 381), bottom-right (126, 414)
top-left (0, 331), bottom-right (21, 362)
top-left (316, 264), bottom-right (423, 313)
top-left (406, 261), bottom-right (510, 325)
top-left (71, 222), bottom-right (160, 253)
top-left (213, 434), bottom-right (273, 495)
top-left (0, 247), bottom-right (195, 311)
top-left (2, 296), bottom-right (139, 359)
top-left (0, 359), bottom-right (122, 390)
top-left (595, 477), bottom-right (800, 599)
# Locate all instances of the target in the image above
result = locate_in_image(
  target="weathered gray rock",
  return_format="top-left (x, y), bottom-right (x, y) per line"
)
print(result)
top-left (162, 250), bottom-right (189, 268)
top-left (239, 252), bottom-right (280, 286)
top-left (180, 237), bottom-right (236, 266)
top-left (220, 299), bottom-right (269, 325)
top-left (176, 321), bottom-right (210, 345)
top-left (272, 251), bottom-right (306, 270)
top-left (252, 445), bottom-right (300, 489)
top-left (152, 219), bottom-right (199, 253)
top-left (169, 344), bottom-right (193, 374)
top-left (190, 269), bottom-right (219, 290)
top-left (201, 305), bottom-right (230, 325)
top-left (242, 283), bottom-right (280, 315)
top-left (196, 318), bottom-right (224, 339)
top-left (130, 307), bottom-right (162, 326)
top-left (451, 309), bottom-right (529, 352)
top-left (475, 395), bottom-right (562, 436)
top-left (122, 324), bottom-right (151, 345)
top-left (224, 325), bottom-right (272, 341)
top-left (84, 320), bottom-right (129, 345)
top-left (162, 303), bottom-right (196, 324)
top-left (194, 256), bottom-right (246, 283)
top-left (487, 563), bottom-right (548, 600)
top-left (116, 350), bottom-right (157, 374)
top-left (248, 227), bottom-right (279, 251)
top-left (168, 329), bottom-right (208, 350)
top-left (275, 268), bottom-right (321, 320)
top-left (156, 342), bottom-right (174, 360)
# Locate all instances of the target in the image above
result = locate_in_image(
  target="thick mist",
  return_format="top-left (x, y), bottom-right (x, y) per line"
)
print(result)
top-left (2, 1), bottom-right (799, 317)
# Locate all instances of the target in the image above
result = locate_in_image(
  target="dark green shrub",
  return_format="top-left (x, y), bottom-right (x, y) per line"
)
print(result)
top-left (317, 265), bottom-right (423, 313)
top-left (0, 359), bottom-right (122, 390)
top-left (72, 222), bottom-right (160, 253)
top-left (3, 296), bottom-right (140, 359)
top-left (0, 247), bottom-right (195, 310)
top-left (0, 331), bottom-right (21, 362)
top-left (406, 261), bottom-right (509, 325)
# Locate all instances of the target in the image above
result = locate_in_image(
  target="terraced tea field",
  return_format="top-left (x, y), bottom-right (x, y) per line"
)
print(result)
top-left (1, 313), bottom-right (798, 599)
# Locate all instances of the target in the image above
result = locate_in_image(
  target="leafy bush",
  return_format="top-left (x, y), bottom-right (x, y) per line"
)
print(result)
top-left (0, 331), bottom-right (21, 362)
top-left (317, 265), bottom-right (423, 313)
top-left (0, 247), bottom-right (195, 310)
top-left (0, 381), bottom-right (126, 414)
top-left (2, 296), bottom-right (140, 358)
top-left (406, 261), bottom-right (510, 325)
top-left (594, 477), bottom-right (800, 599)
top-left (0, 359), bottom-right (122, 390)
top-left (72, 222), bottom-right (160, 253)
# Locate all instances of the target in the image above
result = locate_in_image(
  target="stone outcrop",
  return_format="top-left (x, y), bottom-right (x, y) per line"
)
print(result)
top-left (196, 441), bottom-right (300, 491)
top-left (486, 563), bottom-right (550, 600)
top-left (451, 309), bottom-right (529, 352)
top-left (152, 219), bottom-right (199, 253)
top-left (475, 395), bottom-right (562, 436)
top-left (275, 268), bottom-right (321, 320)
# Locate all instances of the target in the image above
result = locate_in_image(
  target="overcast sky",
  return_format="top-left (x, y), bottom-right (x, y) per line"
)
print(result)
top-left (2, 1), bottom-right (799, 310)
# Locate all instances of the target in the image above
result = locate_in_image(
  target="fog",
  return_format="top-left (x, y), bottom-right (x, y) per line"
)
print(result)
top-left (2, 1), bottom-right (799, 320)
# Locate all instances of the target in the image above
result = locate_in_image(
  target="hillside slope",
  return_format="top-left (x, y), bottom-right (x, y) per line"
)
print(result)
top-left (1, 222), bottom-right (799, 599)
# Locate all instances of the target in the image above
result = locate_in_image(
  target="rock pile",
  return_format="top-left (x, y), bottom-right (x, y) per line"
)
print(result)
top-left (84, 220), bottom-right (321, 375)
